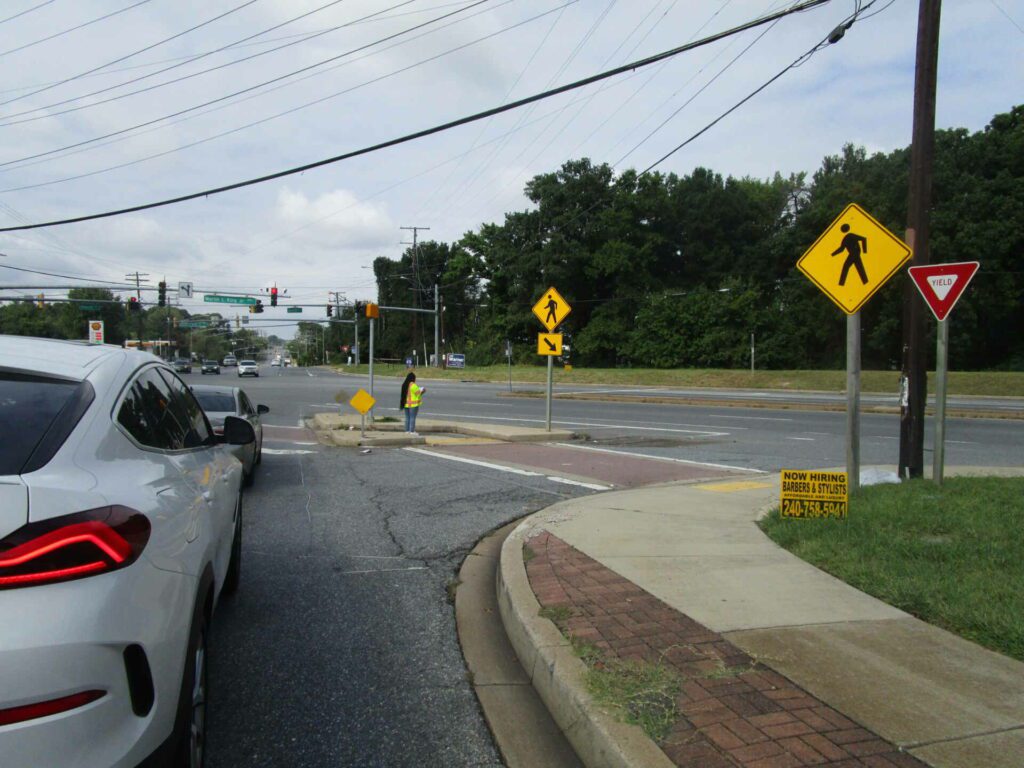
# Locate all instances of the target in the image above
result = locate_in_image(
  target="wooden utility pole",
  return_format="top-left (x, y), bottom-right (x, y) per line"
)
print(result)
top-left (899, 0), bottom-right (942, 479)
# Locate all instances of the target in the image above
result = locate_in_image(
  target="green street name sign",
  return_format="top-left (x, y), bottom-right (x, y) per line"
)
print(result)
top-left (179, 321), bottom-right (211, 329)
top-left (287, 307), bottom-right (303, 313)
top-left (79, 303), bottom-right (102, 311)
top-left (204, 294), bottom-right (256, 305)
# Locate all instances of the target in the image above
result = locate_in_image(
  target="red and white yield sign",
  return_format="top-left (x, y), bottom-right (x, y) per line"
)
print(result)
top-left (908, 261), bottom-right (979, 321)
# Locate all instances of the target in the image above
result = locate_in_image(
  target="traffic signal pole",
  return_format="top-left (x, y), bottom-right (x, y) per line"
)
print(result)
top-left (899, 0), bottom-right (942, 479)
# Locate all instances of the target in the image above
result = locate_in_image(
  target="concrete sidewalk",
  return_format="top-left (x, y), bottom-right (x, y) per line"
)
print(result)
top-left (497, 468), bottom-right (1024, 768)
top-left (309, 412), bottom-right (574, 446)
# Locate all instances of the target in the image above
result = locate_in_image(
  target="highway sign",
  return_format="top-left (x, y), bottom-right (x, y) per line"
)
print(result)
top-left (532, 286), bottom-right (571, 332)
top-left (780, 469), bottom-right (848, 519)
top-left (349, 388), bottom-right (376, 415)
top-left (537, 333), bottom-right (563, 355)
top-left (797, 203), bottom-right (911, 314)
top-left (88, 320), bottom-right (104, 345)
top-left (908, 261), bottom-right (979, 321)
top-left (204, 294), bottom-right (256, 305)
top-left (287, 307), bottom-right (303, 313)
top-left (178, 281), bottom-right (193, 299)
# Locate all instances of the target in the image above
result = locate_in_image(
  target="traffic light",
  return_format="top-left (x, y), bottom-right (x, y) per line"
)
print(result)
top-left (157, 281), bottom-right (166, 307)
top-left (255, 300), bottom-right (264, 314)
top-left (353, 301), bottom-right (363, 316)
top-left (326, 304), bottom-right (333, 317)
top-left (128, 296), bottom-right (141, 313)
top-left (366, 302), bottom-right (379, 319)
top-left (270, 286), bottom-right (278, 307)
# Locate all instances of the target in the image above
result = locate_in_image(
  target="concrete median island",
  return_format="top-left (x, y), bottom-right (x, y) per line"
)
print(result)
top-left (309, 412), bottom-right (575, 447)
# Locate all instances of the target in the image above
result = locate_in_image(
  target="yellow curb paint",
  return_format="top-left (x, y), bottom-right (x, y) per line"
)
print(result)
top-left (698, 480), bottom-right (775, 493)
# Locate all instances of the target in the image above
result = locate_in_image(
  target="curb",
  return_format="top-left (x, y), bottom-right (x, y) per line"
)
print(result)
top-left (496, 391), bottom-right (1022, 420)
top-left (497, 509), bottom-right (675, 768)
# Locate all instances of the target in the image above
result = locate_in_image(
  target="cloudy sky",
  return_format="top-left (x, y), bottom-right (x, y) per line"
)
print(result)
top-left (0, 0), bottom-right (1020, 330)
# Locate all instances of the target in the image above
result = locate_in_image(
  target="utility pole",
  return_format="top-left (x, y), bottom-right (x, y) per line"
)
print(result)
top-left (125, 271), bottom-right (149, 346)
top-left (899, 0), bottom-right (942, 479)
top-left (401, 226), bottom-right (429, 365)
top-left (434, 283), bottom-right (440, 368)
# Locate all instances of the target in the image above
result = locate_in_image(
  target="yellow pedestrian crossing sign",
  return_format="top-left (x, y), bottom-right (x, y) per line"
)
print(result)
top-left (532, 286), bottom-right (571, 332)
top-left (797, 203), bottom-right (912, 314)
top-left (537, 333), bottom-right (563, 356)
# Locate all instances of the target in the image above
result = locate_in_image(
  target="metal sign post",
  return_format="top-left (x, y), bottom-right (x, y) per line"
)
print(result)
top-left (546, 356), bottom-right (553, 431)
top-left (847, 313), bottom-right (861, 494)
top-left (933, 319), bottom-right (949, 484)
top-left (506, 340), bottom-right (512, 392)
top-left (368, 317), bottom-right (375, 421)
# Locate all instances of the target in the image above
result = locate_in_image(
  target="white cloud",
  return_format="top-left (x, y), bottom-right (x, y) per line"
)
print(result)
top-left (274, 187), bottom-right (394, 249)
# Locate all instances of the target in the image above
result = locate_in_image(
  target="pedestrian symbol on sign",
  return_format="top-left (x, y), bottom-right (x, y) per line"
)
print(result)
top-left (832, 224), bottom-right (869, 286)
top-left (544, 294), bottom-right (558, 324)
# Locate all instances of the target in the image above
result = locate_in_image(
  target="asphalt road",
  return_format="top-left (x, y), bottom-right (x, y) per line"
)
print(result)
top-left (180, 364), bottom-right (1021, 766)
top-left (183, 366), bottom-right (591, 766)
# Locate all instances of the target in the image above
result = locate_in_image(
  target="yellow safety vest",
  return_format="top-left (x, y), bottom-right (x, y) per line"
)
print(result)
top-left (405, 382), bottom-right (423, 409)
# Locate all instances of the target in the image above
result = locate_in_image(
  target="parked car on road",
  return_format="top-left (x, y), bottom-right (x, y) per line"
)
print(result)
top-left (222, 355), bottom-right (237, 367)
top-left (172, 358), bottom-right (192, 373)
top-left (0, 335), bottom-right (255, 768)
top-left (237, 360), bottom-right (259, 377)
top-left (201, 359), bottom-right (221, 375)
top-left (191, 385), bottom-right (268, 486)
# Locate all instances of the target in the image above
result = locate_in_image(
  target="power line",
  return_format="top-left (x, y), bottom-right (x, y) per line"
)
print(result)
top-left (0, 0), bottom-right (519, 184)
top-left (0, 0), bottom-right (261, 109)
top-left (0, 0), bottom-right (414, 126)
top-left (0, 262), bottom-right (134, 285)
top-left (0, 1), bottom-right (152, 58)
top-left (0, 0), bottom-right (833, 233)
top-left (0, 0), bottom-right (494, 168)
top-left (0, 0), bottom-right (55, 27)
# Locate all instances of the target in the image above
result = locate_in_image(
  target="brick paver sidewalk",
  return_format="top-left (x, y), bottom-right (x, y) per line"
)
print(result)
top-left (525, 531), bottom-right (926, 768)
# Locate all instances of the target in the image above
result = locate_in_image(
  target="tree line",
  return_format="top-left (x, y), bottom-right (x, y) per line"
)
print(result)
top-left (369, 105), bottom-right (1022, 370)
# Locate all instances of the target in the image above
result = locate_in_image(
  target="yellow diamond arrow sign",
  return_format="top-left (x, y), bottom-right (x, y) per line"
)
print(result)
top-left (532, 286), bottom-right (571, 332)
top-left (797, 203), bottom-right (912, 314)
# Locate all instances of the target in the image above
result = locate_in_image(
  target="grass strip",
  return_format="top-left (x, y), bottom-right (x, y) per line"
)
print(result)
top-left (760, 477), bottom-right (1024, 661)
top-left (331, 364), bottom-right (1024, 397)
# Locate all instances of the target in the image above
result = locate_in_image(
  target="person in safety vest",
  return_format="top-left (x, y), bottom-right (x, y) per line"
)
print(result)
top-left (401, 372), bottom-right (425, 434)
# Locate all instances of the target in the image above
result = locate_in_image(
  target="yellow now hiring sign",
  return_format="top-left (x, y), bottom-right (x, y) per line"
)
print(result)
top-left (780, 469), bottom-right (848, 519)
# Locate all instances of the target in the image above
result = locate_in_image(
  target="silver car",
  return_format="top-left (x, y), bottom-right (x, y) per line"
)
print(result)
top-left (237, 360), bottom-right (259, 377)
top-left (190, 385), bottom-right (267, 486)
top-left (0, 335), bottom-right (255, 767)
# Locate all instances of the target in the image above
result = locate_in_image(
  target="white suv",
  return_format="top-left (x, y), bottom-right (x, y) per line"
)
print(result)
top-left (0, 336), bottom-right (255, 767)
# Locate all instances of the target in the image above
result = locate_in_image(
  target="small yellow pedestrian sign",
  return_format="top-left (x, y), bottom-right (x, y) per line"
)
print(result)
top-left (532, 286), bottom-right (571, 332)
top-left (349, 388), bottom-right (376, 415)
top-left (797, 203), bottom-right (912, 314)
top-left (537, 333), bottom-right (563, 356)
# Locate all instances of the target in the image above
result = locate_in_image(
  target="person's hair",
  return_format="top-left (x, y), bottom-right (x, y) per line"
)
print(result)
top-left (408, 373), bottom-right (416, 382)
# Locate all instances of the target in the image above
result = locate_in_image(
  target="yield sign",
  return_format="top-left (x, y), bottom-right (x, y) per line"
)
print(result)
top-left (908, 261), bottom-right (979, 321)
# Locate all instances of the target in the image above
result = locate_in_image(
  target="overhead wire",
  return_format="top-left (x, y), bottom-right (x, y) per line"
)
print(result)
top-left (0, 0), bottom-right (544, 186)
top-left (0, 0), bottom-right (55, 27)
top-left (0, 0), bottom-right (835, 233)
top-left (0, 0), bottom-right (262, 109)
top-left (0, 0), bottom-right (416, 126)
top-left (0, 0), bottom-right (496, 169)
top-left (0, 1), bottom-right (152, 59)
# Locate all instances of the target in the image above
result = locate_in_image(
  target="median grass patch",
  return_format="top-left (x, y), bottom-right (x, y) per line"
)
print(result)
top-left (760, 476), bottom-right (1024, 661)
top-left (332, 363), bottom-right (1024, 397)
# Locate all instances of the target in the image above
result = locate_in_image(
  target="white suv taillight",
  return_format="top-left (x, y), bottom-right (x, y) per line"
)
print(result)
top-left (0, 506), bottom-right (150, 590)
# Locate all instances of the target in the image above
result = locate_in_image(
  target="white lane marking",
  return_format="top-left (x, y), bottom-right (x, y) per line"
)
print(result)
top-left (336, 566), bottom-right (429, 575)
top-left (382, 409), bottom-right (729, 436)
top-left (547, 477), bottom-right (612, 491)
top-left (349, 555), bottom-right (406, 560)
top-left (787, 437), bottom-right (815, 441)
top-left (405, 447), bottom-right (542, 476)
top-left (554, 443), bottom-right (761, 473)
top-left (261, 448), bottom-right (316, 455)
top-left (705, 414), bottom-right (793, 422)
top-left (404, 447), bottom-right (609, 491)
top-left (297, 418), bottom-right (305, 427)
top-left (265, 424), bottom-right (314, 431)
top-left (947, 440), bottom-right (976, 445)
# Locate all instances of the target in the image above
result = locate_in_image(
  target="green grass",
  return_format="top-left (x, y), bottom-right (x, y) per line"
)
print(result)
top-left (760, 477), bottom-right (1024, 661)
top-left (330, 363), bottom-right (1024, 397)
top-left (585, 658), bottom-right (682, 742)
top-left (539, 605), bottom-right (573, 623)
